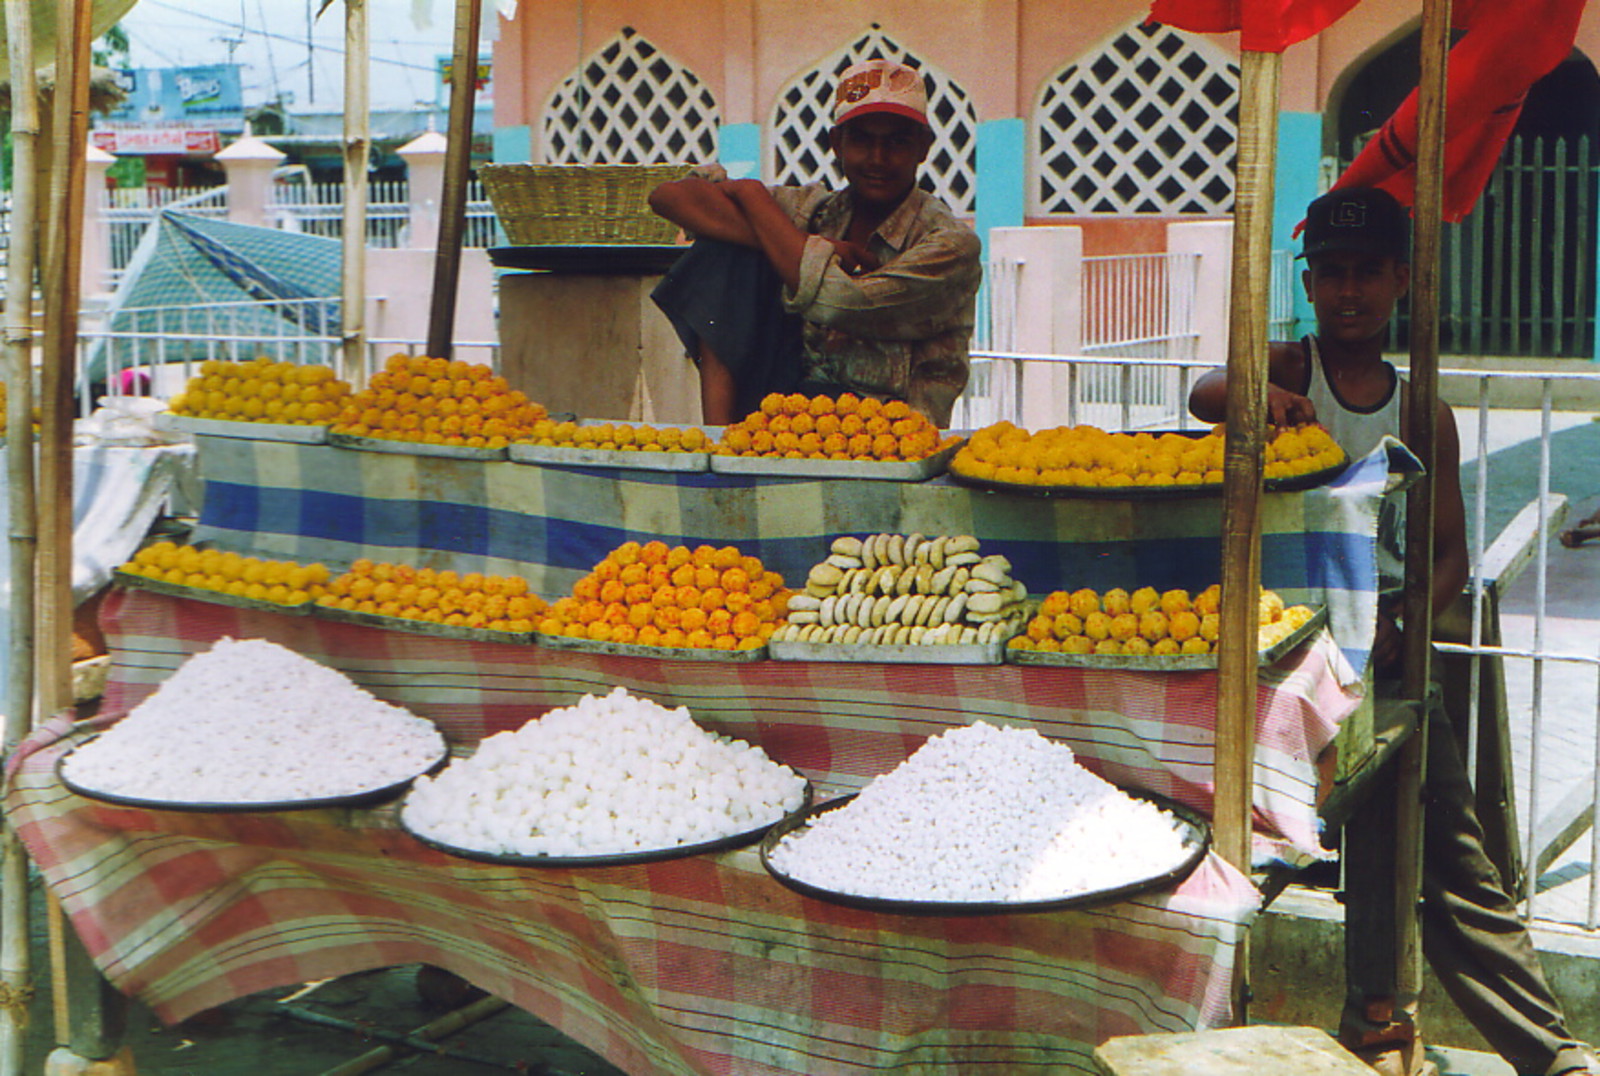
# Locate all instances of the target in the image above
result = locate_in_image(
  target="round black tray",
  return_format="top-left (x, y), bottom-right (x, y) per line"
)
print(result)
top-left (760, 789), bottom-right (1210, 915)
top-left (399, 781), bottom-right (812, 868)
top-left (489, 245), bottom-right (686, 275)
top-left (58, 737), bottom-right (448, 813)
top-left (947, 456), bottom-right (1347, 499)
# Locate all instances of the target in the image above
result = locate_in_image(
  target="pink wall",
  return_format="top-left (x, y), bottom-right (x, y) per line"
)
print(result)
top-left (495, 0), bottom-right (1165, 130)
top-left (498, 1), bottom-right (1600, 134)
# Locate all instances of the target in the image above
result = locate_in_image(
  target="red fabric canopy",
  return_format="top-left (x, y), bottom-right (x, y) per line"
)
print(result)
top-left (1147, 0), bottom-right (1362, 53)
top-left (1330, 0), bottom-right (1587, 221)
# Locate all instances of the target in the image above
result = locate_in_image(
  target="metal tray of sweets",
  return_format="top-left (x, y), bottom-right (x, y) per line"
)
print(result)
top-left (111, 568), bottom-right (315, 616)
top-left (533, 631), bottom-right (767, 662)
top-left (59, 736), bottom-right (448, 813)
top-left (156, 412), bottom-right (332, 444)
top-left (328, 432), bottom-right (508, 461)
top-left (509, 423), bottom-right (713, 472)
top-left (1006, 604), bottom-right (1327, 671)
top-left (709, 438), bottom-right (961, 481)
top-left (769, 637), bottom-right (1005, 666)
top-left (398, 782), bottom-right (812, 868)
top-left (312, 602), bottom-right (535, 645)
top-left (948, 427), bottom-right (1348, 499)
top-left (760, 789), bottom-right (1209, 915)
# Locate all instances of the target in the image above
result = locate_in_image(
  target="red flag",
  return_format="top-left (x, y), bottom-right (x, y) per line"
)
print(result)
top-left (1148, 0), bottom-right (1363, 52)
top-left (1331, 0), bottom-right (1588, 222)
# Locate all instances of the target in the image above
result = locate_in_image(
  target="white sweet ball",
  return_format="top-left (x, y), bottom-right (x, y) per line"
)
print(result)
top-left (402, 686), bottom-right (807, 857)
top-left (61, 637), bottom-right (446, 803)
top-left (768, 721), bottom-right (1194, 903)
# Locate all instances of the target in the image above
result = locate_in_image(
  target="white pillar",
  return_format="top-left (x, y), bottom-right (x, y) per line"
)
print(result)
top-left (1167, 220), bottom-right (1234, 368)
top-left (82, 143), bottom-right (114, 299)
top-left (215, 131), bottom-right (286, 227)
top-left (397, 128), bottom-right (447, 250)
top-left (988, 225), bottom-right (1083, 430)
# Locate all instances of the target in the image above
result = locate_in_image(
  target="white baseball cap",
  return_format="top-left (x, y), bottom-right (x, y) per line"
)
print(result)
top-left (833, 59), bottom-right (929, 127)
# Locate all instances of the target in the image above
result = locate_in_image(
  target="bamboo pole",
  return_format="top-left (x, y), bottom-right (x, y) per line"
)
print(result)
top-left (340, 0), bottom-right (370, 384)
top-left (1214, 49), bottom-right (1281, 877)
top-left (1396, 0), bottom-right (1453, 1010)
top-left (309, 996), bottom-right (508, 1076)
top-left (0, 0), bottom-right (41, 1068)
top-left (424, 0), bottom-right (483, 360)
top-left (39, 0), bottom-right (93, 1052)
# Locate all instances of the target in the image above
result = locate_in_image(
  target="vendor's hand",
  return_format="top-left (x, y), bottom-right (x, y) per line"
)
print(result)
top-left (1371, 612), bottom-right (1403, 674)
top-left (827, 239), bottom-right (881, 276)
top-left (1267, 385), bottom-right (1318, 427)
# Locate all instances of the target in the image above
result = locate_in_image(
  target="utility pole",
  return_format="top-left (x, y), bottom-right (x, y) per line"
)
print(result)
top-left (306, 0), bottom-right (314, 105)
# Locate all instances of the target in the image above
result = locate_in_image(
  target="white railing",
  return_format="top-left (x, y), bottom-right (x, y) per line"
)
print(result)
top-left (76, 297), bottom-right (499, 414)
top-left (268, 179), bottom-right (500, 249)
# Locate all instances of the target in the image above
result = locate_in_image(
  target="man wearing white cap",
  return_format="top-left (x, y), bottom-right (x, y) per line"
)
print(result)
top-left (649, 59), bottom-right (982, 426)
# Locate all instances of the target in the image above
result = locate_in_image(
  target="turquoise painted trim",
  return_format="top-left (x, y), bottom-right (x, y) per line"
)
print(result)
top-left (1276, 111), bottom-right (1321, 338)
top-left (976, 118), bottom-right (1026, 258)
top-left (493, 126), bottom-right (531, 164)
top-left (719, 124), bottom-right (761, 180)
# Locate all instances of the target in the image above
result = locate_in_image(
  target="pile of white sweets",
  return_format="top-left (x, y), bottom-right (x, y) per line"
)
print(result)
top-left (768, 721), bottom-right (1194, 903)
top-left (402, 686), bottom-right (808, 857)
top-left (62, 637), bottom-right (446, 803)
top-left (774, 533), bottom-right (1029, 647)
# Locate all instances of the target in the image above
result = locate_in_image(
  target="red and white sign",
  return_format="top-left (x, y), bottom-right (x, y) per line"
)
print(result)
top-left (92, 128), bottom-right (221, 155)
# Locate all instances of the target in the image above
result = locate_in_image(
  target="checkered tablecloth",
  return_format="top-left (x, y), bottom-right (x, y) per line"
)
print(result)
top-left (4, 585), bottom-right (1362, 1075)
top-left (188, 436), bottom-right (1416, 676)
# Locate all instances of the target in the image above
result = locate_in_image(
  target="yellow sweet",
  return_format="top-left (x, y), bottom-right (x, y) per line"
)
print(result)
top-left (1023, 585), bottom-right (1316, 658)
top-left (952, 420), bottom-right (1346, 489)
top-left (168, 357), bottom-right (353, 425)
top-left (120, 542), bottom-right (328, 606)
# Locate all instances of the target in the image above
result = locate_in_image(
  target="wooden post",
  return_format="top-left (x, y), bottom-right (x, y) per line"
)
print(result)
top-left (1215, 49), bottom-right (1281, 875)
top-left (425, 0), bottom-right (484, 360)
top-left (38, 0), bottom-right (94, 1056)
top-left (341, 0), bottom-right (370, 384)
top-left (1397, 0), bottom-right (1453, 1011)
top-left (1, 0), bottom-right (40, 1069)
top-left (1214, 48), bottom-right (1280, 1024)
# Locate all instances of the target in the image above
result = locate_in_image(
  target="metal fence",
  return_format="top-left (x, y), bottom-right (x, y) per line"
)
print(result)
top-left (1382, 133), bottom-right (1599, 358)
top-left (96, 179), bottom-right (504, 288)
top-left (75, 297), bottom-right (499, 415)
top-left (267, 179), bottom-right (501, 249)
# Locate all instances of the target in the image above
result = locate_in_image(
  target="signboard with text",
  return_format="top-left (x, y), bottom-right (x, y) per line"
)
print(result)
top-left (92, 128), bottom-right (222, 156)
top-left (104, 65), bottom-right (245, 128)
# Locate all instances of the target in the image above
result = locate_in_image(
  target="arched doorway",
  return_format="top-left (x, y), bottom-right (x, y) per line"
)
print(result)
top-left (1334, 35), bottom-right (1600, 357)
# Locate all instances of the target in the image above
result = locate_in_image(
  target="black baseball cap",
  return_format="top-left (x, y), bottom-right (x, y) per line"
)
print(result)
top-left (1299, 187), bottom-right (1411, 262)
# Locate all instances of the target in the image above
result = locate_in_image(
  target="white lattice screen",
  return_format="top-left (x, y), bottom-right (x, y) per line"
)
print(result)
top-left (1034, 22), bottom-right (1239, 215)
top-left (769, 29), bottom-right (977, 215)
top-left (541, 27), bottom-right (720, 165)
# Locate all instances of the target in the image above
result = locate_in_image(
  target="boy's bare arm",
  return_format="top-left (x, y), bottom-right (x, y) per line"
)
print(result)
top-left (1188, 342), bottom-right (1319, 426)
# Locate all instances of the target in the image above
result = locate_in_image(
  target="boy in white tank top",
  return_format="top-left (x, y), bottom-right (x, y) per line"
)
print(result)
top-left (1190, 187), bottom-right (1594, 1076)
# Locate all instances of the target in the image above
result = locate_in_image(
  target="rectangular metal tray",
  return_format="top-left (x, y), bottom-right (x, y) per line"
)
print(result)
top-left (328, 432), bottom-right (508, 461)
top-left (156, 412), bottom-right (331, 444)
top-left (768, 638), bottom-right (1004, 665)
top-left (312, 602), bottom-right (534, 645)
top-left (112, 568), bottom-right (314, 616)
top-left (1005, 605), bottom-right (1327, 671)
top-left (708, 438), bottom-right (960, 481)
top-left (533, 631), bottom-right (767, 662)
top-left (509, 432), bottom-right (711, 473)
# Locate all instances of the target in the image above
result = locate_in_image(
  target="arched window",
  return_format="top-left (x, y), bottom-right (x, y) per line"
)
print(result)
top-left (1034, 21), bottom-right (1239, 214)
top-left (541, 27), bottom-right (720, 164)
top-left (769, 28), bottom-right (977, 214)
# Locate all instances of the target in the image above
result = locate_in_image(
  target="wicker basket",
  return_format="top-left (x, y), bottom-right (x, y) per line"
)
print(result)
top-left (480, 163), bottom-right (693, 246)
